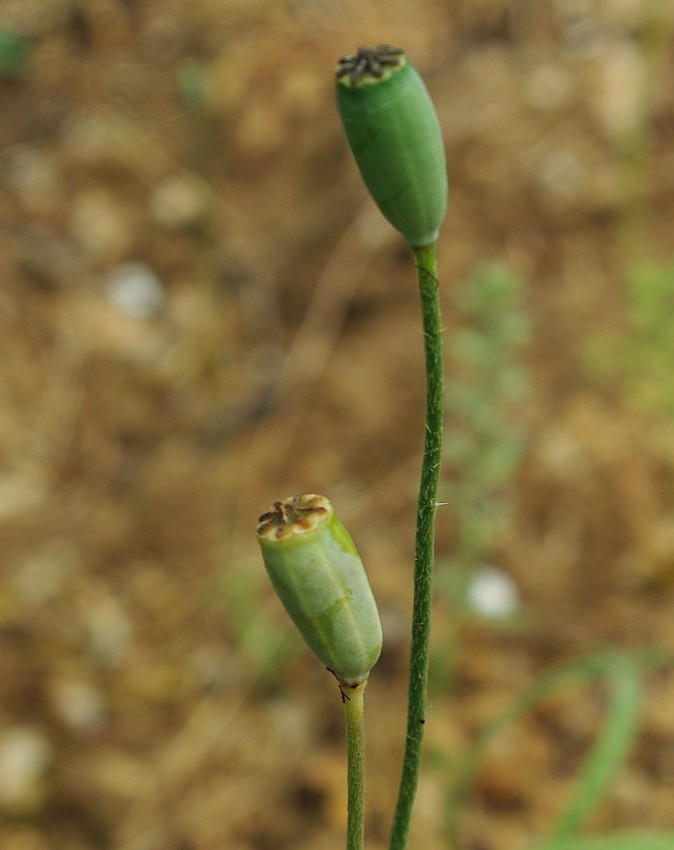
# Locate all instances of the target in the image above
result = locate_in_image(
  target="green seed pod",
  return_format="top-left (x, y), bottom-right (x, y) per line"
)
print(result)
top-left (336, 44), bottom-right (447, 249)
top-left (256, 494), bottom-right (382, 685)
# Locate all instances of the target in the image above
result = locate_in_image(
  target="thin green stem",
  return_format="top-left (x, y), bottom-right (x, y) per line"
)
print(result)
top-left (343, 680), bottom-right (367, 850)
top-left (389, 242), bottom-right (444, 850)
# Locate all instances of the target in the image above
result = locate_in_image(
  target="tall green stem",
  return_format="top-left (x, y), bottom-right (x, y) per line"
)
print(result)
top-left (343, 680), bottom-right (367, 850)
top-left (389, 242), bottom-right (444, 850)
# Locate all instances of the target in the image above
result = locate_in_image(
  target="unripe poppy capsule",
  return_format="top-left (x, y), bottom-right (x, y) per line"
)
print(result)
top-left (336, 45), bottom-right (447, 248)
top-left (256, 494), bottom-right (383, 686)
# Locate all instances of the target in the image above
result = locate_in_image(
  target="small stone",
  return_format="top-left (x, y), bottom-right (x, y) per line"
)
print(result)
top-left (149, 173), bottom-right (210, 229)
top-left (10, 540), bottom-right (76, 608)
top-left (69, 189), bottom-right (134, 266)
top-left (50, 679), bottom-right (106, 736)
top-left (83, 592), bottom-right (133, 666)
top-left (591, 41), bottom-right (644, 139)
top-left (467, 565), bottom-right (520, 619)
top-left (0, 145), bottom-right (62, 218)
top-left (0, 727), bottom-right (52, 811)
top-left (106, 262), bottom-right (165, 319)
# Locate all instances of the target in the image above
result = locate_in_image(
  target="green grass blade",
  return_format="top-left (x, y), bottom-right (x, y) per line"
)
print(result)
top-left (548, 654), bottom-right (642, 840)
top-left (444, 649), bottom-right (664, 847)
top-left (446, 651), bottom-right (622, 836)
top-left (527, 832), bottom-right (674, 850)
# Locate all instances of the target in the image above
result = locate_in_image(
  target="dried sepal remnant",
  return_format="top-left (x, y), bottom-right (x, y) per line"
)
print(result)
top-left (257, 493), bottom-right (331, 541)
top-left (336, 44), bottom-right (406, 86)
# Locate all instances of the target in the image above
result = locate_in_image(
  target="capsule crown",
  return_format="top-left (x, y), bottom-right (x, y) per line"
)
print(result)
top-left (256, 494), bottom-right (382, 685)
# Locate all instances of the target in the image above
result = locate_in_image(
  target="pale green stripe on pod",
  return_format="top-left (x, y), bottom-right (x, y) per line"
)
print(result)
top-left (256, 494), bottom-right (382, 686)
top-left (336, 45), bottom-right (447, 249)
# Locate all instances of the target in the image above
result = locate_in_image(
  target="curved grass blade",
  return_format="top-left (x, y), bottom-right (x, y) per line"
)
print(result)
top-left (527, 832), bottom-right (674, 850)
top-left (546, 653), bottom-right (642, 841)
top-left (444, 649), bottom-right (664, 847)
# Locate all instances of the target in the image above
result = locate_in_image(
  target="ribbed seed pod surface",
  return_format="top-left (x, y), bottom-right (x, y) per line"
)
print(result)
top-left (336, 45), bottom-right (447, 248)
top-left (256, 494), bottom-right (383, 686)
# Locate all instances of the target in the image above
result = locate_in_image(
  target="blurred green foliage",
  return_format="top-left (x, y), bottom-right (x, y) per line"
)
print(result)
top-left (431, 265), bottom-right (674, 850)
top-left (0, 28), bottom-right (31, 79)
top-left (586, 259), bottom-right (674, 417)
top-left (436, 263), bottom-right (530, 623)
top-left (217, 560), bottom-right (300, 688)
top-left (436, 648), bottom-right (669, 850)
top-left (177, 59), bottom-right (211, 110)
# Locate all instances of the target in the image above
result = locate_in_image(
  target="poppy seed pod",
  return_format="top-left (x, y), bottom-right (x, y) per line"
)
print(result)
top-left (256, 494), bottom-right (382, 686)
top-left (336, 45), bottom-right (447, 249)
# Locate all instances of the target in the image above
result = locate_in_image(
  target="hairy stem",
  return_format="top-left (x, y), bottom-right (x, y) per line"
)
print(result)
top-left (389, 242), bottom-right (444, 850)
top-left (344, 681), bottom-right (367, 850)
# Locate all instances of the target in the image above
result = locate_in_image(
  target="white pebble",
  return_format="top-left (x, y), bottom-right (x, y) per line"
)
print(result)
top-left (467, 565), bottom-right (520, 619)
top-left (0, 727), bottom-right (52, 809)
top-left (106, 262), bottom-right (165, 319)
top-left (50, 680), bottom-right (106, 736)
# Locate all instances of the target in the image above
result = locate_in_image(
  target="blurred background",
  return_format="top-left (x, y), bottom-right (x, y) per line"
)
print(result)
top-left (2, 1), bottom-right (674, 849)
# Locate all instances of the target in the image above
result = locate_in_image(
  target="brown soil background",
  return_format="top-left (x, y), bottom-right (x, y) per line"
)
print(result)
top-left (2, 1), bottom-right (674, 849)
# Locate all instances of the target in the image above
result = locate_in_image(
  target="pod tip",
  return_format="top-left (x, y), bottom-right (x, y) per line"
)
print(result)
top-left (256, 493), bottom-right (332, 541)
top-left (336, 44), bottom-right (407, 87)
